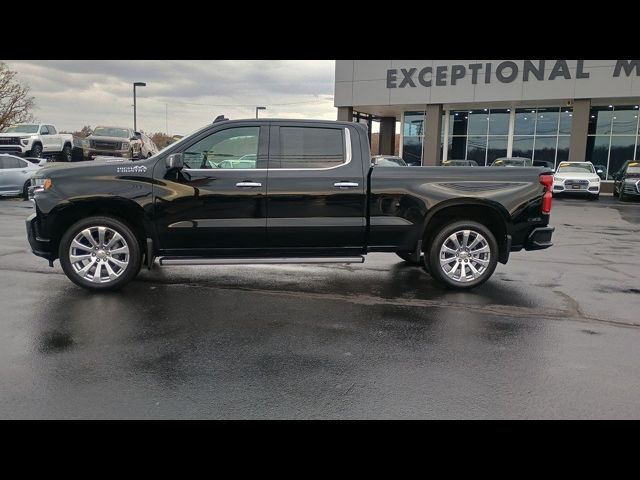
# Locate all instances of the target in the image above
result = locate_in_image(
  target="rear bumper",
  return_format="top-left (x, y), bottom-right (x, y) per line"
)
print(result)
top-left (524, 226), bottom-right (554, 250)
top-left (25, 212), bottom-right (54, 262)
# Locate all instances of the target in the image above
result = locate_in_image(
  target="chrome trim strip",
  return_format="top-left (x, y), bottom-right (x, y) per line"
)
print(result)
top-left (267, 217), bottom-right (364, 228)
top-left (159, 256), bottom-right (365, 266)
top-left (370, 216), bottom-right (414, 226)
top-left (168, 219), bottom-right (266, 228)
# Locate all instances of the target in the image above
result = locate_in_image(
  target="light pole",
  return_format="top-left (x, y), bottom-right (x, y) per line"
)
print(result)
top-left (133, 82), bottom-right (146, 131)
top-left (255, 106), bottom-right (266, 119)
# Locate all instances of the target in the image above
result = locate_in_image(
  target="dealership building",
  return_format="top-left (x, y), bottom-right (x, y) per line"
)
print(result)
top-left (334, 60), bottom-right (640, 180)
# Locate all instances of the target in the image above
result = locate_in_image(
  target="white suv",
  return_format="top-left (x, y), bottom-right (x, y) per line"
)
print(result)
top-left (553, 161), bottom-right (600, 200)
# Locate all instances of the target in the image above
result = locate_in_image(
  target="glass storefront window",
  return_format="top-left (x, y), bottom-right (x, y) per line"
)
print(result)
top-left (586, 135), bottom-right (610, 165)
top-left (450, 111), bottom-right (469, 136)
top-left (467, 110), bottom-right (489, 136)
top-left (535, 108), bottom-right (560, 135)
top-left (611, 107), bottom-right (639, 135)
top-left (402, 111), bottom-right (426, 165)
top-left (559, 110), bottom-right (573, 135)
top-left (588, 106), bottom-right (614, 135)
top-left (466, 136), bottom-right (487, 164)
top-left (512, 136), bottom-right (534, 159)
top-left (487, 136), bottom-right (508, 164)
top-left (585, 105), bottom-right (640, 179)
top-left (488, 109), bottom-right (510, 135)
top-left (402, 136), bottom-right (422, 165)
top-left (533, 136), bottom-right (557, 162)
top-left (514, 109), bottom-right (536, 135)
top-left (608, 136), bottom-right (636, 176)
top-left (403, 111), bottom-right (425, 136)
top-left (556, 136), bottom-right (570, 165)
top-left (449, 136), bottom-right (467, 160)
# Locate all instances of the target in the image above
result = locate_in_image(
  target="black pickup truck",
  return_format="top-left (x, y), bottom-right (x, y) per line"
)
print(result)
top-left (26, 118), bottom-right (554, 292)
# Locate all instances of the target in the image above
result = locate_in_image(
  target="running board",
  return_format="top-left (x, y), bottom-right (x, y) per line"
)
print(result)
top-left (158, 256), bottom-right (365, 266)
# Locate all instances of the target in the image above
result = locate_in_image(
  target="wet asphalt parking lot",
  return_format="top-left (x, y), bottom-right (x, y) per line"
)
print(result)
top-left (1, 195), bottom-right (640, 419)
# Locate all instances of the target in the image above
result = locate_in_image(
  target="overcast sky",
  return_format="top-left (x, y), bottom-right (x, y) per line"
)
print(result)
top-left (4, 60), bottom-right (337, 135)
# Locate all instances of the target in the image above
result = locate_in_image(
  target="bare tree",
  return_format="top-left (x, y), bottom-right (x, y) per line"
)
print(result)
top-left (0, 62), bottom-right (36, 131)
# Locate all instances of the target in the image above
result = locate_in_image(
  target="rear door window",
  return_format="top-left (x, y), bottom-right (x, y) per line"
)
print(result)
top-left (274, 127), bottom-right (345, 169)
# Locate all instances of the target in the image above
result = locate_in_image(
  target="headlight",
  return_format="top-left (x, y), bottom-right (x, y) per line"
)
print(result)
top-left (121, 142), bottom-right (130, 150)
top-left (32, 178), bottom-right (52, 190)
top-left (21, 138), bottom-right (30, 145)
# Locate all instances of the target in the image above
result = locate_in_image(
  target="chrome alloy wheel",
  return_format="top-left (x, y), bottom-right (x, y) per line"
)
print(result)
top-left (69, 226), bottom-right (130, 283)
top-left (439, 229), bottom-right (490, 283)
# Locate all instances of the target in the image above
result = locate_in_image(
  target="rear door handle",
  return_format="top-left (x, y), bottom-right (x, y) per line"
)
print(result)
top-left (334, 182), bottom-right (359, 188)
top-left (235, 182), bottom-right (262, 188)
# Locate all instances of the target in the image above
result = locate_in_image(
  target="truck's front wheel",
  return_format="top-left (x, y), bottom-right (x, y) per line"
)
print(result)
top-left (29, 143), bottom-right (42, 158)
top-left (59, 216), bottom-right (142, 291)
top-left (427, 220), bottom-right (498, 289)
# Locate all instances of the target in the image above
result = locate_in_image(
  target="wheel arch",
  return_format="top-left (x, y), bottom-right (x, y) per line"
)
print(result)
top-left (48, 197), bottom-right (152, 260)
top-left (421, 199), bottom-right (511, 264)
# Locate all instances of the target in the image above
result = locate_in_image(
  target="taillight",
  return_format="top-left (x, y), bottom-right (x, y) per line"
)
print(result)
top-left (539, 173), bottom-right (553, 214)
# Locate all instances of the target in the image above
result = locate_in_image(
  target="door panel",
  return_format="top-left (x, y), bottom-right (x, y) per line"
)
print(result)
top-left (266, 123), bottom-right (366, 249)
top-left (153, 124), bottom-right (269, 252)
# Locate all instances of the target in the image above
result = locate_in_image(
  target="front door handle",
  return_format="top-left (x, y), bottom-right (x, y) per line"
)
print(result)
top-left (235, 182), bottom-right (262, 188)
top-left (334, 182), bottom-right (359, 188)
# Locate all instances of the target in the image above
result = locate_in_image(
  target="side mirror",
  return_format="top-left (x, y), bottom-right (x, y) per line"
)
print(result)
top-left (166, 153), bottom-right (184, 170)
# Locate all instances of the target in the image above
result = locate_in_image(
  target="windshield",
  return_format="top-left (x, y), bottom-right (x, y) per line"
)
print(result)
top-left (557, 162), bottom-right (595, 173)
top-left (627, 163), bottom-right (640, 176)
top-left (93, 127), bottom-right (130, 138)
top-left (4, 124), bottom-right (39, 134)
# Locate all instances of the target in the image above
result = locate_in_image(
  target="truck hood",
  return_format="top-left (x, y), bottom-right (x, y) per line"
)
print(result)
top-left (35, 157), bottom-right (136, 177)
top-left (554, 171), bottom-right (599, 181)
top-left (0, 133), bottom-right (33, 138)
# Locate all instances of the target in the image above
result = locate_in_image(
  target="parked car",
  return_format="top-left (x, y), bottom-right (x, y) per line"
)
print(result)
top-left (0, 123), bottom-right (74, 161)
top-left (82, 126), bottom-right (142, 160)
top-left (552, 161), bottom-right (600, 199)
top-left (0, 154), bottom-right (42, 199)
top-left (612, 161), bottom-right (640, 201)
top-left (24, 157), bottom-right (49, 166)
top-left (491, 157), bottom-right (533, 167)
top-left (27, 118), bottom-right (554, 292)
top-left (533, 160), bottom-right (555, 171)
top-left (136, 133), bottom-right (159, 158)
top-left (442, 159), bottom-right (478, 167)
top-left (372, 155), bottom-right (407, 167)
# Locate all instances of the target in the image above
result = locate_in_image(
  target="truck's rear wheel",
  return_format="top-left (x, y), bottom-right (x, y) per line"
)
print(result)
top-left (427, 220), bottom-right (498, 289)
top-left (59, 216), bottom-right (142, 291)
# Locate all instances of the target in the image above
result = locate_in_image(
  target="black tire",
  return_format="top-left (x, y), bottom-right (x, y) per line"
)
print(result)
top-left (396, 251), bottom-right (423, 266)
top-left (618, 188), bottom-right (628, 202)
top-left (426, 220), bottom-right (498, 290)
top-left (59, 144), bottom-right (72, 162)
top-left (29, 143), bottom-right (43, 158)
top-left (58, 216), bottom-right (142, 291)
top-left (22, 181), bottom-right (30, 200)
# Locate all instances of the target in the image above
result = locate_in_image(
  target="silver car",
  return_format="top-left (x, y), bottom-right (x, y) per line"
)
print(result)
top-left (0, 154), bottom-right (42, 199)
